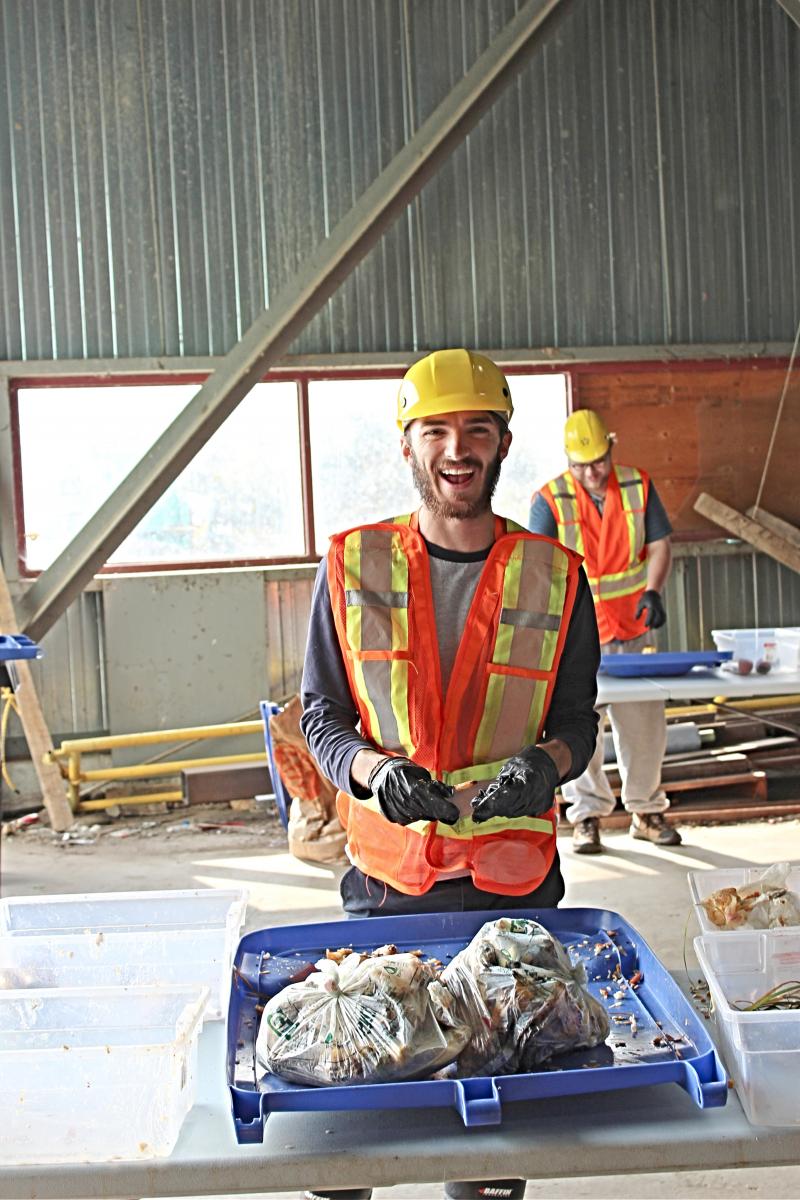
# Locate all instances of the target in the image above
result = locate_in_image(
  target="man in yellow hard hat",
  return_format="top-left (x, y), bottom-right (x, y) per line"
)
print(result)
top-left (529, 408), bottom-right (680, 855)
top-left (299, 350), bottom-right (600, 1200)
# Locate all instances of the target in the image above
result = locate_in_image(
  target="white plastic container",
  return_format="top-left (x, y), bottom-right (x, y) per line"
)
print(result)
top-left (694, 930), bottom-right (800, 1127)
top-left (0, 888), bottom-right (247, 1020)
top-left (688, 866), bottom-right (800, 935)
top-left (774, 628), bottom-right (800, 671)
top-left (710, 628), bottom-right (777, 665)
top-left (0, 984), bottom-right (207, 1163)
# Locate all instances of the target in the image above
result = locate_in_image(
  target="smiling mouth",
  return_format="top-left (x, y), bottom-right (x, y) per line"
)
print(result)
top-left (438, 465), bottom-right (477, 489)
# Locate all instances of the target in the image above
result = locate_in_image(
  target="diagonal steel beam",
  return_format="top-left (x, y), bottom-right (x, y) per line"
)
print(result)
top-left (777, 0), bottom-right (800, 29)
top-left (20, 0), bottom-right (578, 642)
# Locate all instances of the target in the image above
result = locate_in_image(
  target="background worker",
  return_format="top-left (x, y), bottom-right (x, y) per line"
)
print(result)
top-left (529, 409), bottom-right (680, 855)
top-left (300, 349), bottom-right (600, 1200)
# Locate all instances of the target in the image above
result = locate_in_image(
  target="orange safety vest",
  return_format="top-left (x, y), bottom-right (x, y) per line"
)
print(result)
top-left (327, 512), bottom-right (582, 897)
top-left (538, 465), bottom-right (649, 643)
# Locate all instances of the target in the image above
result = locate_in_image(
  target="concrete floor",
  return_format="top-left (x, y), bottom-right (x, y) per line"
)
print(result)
top-left (3, 812), bottom-right (800, 1199)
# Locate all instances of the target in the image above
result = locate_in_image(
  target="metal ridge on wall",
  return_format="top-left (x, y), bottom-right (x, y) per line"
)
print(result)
top-left (0, 0), bottom-right (798, 360)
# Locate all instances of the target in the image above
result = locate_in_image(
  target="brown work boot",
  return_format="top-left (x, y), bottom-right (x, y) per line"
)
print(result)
top-left (572, 817), bottom-right (602, 854)
top-left (631, 812), bottom-right (682, 846)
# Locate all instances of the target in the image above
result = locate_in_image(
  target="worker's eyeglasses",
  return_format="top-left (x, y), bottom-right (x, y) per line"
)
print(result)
top-left (569, 452), bottom-right (610, 474)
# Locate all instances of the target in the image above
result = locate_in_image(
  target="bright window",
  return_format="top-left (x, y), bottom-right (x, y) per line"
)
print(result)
top-left (308, 378), bottom-right (417, 549)
top-left (14, 369), bottom-right (568, 571)
top-left (16, 381), bottom-right (303, 569)
top-left (492, 374), bottom-right (569, 526)
top-left (308, 373), bottom-right (568, 550)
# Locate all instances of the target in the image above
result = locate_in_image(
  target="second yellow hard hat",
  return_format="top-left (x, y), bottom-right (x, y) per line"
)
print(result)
top-left (564, 409), bottom-right (612, 463)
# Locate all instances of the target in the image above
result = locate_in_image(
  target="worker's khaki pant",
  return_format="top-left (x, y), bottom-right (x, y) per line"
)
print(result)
top-left (562, 632), bottom-right (669, 824)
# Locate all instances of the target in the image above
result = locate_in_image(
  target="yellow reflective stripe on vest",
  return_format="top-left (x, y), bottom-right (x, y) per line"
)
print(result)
top-left (442, 758), bottom-right (509, 786)
top-left (343, 532), bottom-right (385, 741)
top-left (435, 813), bottom-right (554, 839)
top-left (549, 473), bottom-right (584, 554)
top-left (616, 465), bottom-right (646, 565)
top-left (473, 539), bottom-right (568, 764)
top-left (389, 536), bottom-right (413, 752)
top-left (355, 793), bottom-right (553, 839)
top-left (342, 528), bottom-right (413, 755)
top-left (590, 559), bottom-right (648, 600)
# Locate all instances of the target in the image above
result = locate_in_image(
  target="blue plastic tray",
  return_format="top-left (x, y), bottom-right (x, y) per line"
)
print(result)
top-left (599, 650), bottom-right (732, 677)
top-left (227, 907), bottom-right (726, 1142)
top-left (0, 634), bottom-right (42, 662)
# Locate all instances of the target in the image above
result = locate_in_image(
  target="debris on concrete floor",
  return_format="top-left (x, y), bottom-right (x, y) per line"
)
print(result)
top-left (1, 801), bottom-right (288, 849)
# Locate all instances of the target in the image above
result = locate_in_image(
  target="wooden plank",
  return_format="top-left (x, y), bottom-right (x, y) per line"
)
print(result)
top-left (693, 492), bottom-right (800, 573)
top-left (745, 506), bottom-right (800, 549)
top-left (0, 568), bottom-right (75, 831)
top-left (182, 762), bottom-right (270, 806)
top-left (662, 772), bottom-right (768, 801)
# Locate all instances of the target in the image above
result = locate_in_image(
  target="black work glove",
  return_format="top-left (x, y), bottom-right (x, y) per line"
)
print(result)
top-left (368, 757), bottom-right (459, 827)
top-left (635, 588), bottom-right (667, 629)
top-left (470, 746), bottom-right (561, 823)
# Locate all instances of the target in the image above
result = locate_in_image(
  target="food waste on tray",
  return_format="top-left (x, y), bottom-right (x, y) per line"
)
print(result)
top-left (255, 917), bottom-right (610, 1087)
top-left (700, 862), bottom-right (800, 930)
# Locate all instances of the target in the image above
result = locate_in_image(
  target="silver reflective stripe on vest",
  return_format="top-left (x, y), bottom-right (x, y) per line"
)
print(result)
top-left (499, 608), bottom-right (561, 631)
top-left (345, 589), bottom-right (408, 608)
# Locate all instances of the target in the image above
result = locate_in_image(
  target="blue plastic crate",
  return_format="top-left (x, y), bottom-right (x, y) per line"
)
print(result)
top-left (227, 907), bottom-right (727, 1142)
top-left (599, 650), bottom-right (732, 677)
top-left (0, 634), bottom-right (42, 662)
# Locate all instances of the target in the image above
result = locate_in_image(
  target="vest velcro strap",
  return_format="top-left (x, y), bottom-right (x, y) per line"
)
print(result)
top-left (345, 589), bottom-right (408, 608)
top-left (499, 608), bottom-right (561, 631)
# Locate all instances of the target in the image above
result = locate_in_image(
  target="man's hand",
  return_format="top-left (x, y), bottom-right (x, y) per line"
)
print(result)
top-left (471, 746), bottom-right (560, 823)
top-left (635, 589), bottom-right (666, 629)
top-left (368, 757), bottom-right (459, 826)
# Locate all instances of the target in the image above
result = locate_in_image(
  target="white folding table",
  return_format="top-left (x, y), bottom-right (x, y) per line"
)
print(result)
top-left (596, 666), bottom-right (800, 706)
top-left (1, 1002), bottom-right (798, 1199)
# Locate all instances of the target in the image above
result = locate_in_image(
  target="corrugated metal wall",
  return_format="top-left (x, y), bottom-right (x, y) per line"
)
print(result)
top-left (1, 0), bottom-right (798, 361)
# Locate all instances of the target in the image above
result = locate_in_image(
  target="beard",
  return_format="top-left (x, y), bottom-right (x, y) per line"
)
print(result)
top-left (409, 447), bottom-right (503, 520)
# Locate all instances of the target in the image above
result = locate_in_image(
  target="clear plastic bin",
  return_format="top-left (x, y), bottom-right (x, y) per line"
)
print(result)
top-left (694, 931), bottom-right (800, 1127)
top-left (0, 888), bottom-right (247, 1020)
top-left (774, 628), bottom-right (800, 672)
top-left (0, 984), bottom-right (207, 1163)
top-left (688, 867), bottom-right (800, 935)
top-left (710, 628), bottom-right (777, 665)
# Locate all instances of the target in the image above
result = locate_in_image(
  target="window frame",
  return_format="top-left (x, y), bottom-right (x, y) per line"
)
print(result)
top-left (9, 363), bottom-right (573, 577)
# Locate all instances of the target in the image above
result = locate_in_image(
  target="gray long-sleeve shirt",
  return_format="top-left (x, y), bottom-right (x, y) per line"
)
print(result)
top-left (300, 533), bottom-right (600, 795)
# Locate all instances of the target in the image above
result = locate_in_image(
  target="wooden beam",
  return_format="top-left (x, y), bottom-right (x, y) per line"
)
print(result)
top-left (745, 505), bottom-right (800, 550)
top-left (0, 566), bottom-right (75, 831)
top-left (693, 492), bottom-right (800, 574)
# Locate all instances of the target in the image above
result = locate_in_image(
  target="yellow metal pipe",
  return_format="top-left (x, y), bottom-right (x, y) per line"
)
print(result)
top-left (665, 695), bottom-right (800, 719)
top-left (665, 704), bottom-right (719, 718)
top-left (67, 753), bottom-right (81, 810)
top-left (49, 720), bottom-right (263, 757)
top-left (710, 693), bottom-right (800, 710)
top-left (78, 791), bottom-right (184, 811)
top-left (79, 751), bottom-right (267, 782)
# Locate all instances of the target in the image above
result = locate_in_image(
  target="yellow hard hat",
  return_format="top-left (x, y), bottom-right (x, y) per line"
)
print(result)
top-left (397, 349), bottom-right (513, 428)
top-left (564, 409), bottom-right (611, 463)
